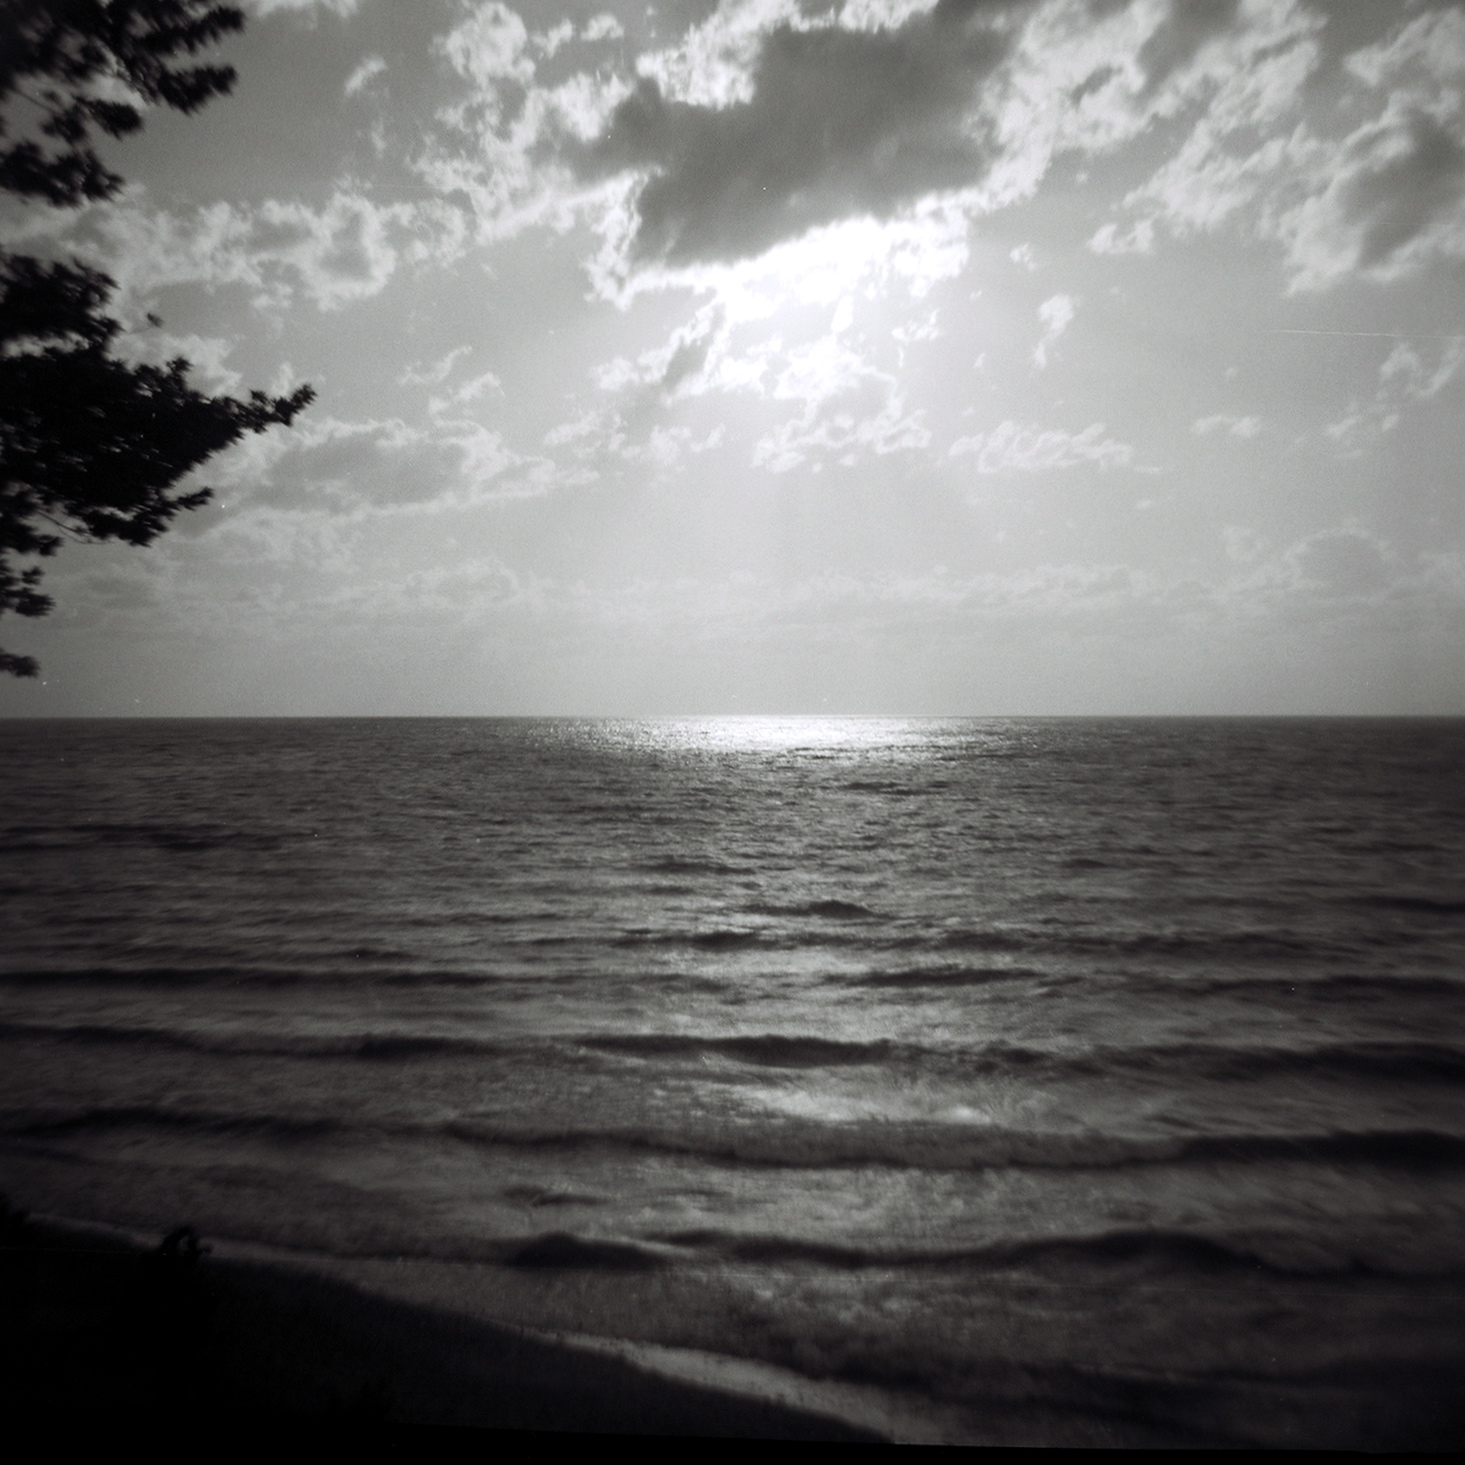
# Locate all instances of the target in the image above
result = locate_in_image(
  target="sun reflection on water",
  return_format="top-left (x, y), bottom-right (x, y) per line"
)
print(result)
top-left (596, 715), bottom-right (961, 755)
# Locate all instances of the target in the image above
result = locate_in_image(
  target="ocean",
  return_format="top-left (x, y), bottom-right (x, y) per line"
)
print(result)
top-left (3, 716), bottom-right (1464, 1445)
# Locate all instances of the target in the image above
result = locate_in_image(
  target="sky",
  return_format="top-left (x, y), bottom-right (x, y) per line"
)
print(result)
top-left (1, 0), bottom-right (1463, 716)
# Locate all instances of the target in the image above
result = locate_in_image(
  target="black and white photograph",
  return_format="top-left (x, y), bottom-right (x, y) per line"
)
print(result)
top-left (2, 0), bottom-right (1463, 1448)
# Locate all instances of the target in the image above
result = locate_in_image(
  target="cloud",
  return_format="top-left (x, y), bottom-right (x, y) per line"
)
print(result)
top-left (565, 260), bottom-right (952, 477)
top-left (1103, 3), bottom-right (1465, 291)
top-left (52, 190), bottom-right (468, 315)
top-left (583, 14), bottom-right (625, 43)
top-left (1135, 0), bottom-right (1244, 94)
top-left (1287, 6), bottom-right (1465, 287)
top-left (622, 422), bottom-right (728, 473)
top-left (418, 4), bottom-right (631, 249)
top-left (1285, 525), bottom-right (1391, 599)
top-left (543, 408), bottom-right (605, 448)
top-left (893, 308), bottom-right (941, 344)
top-left (245, 195), bottom-right (402, 307)
top-left (536, 402), bottom-right (725, 484)
top-left (584, 0), bottom-right (1016, 265)
top-left (408, 0), bottom-right (1464, 306)
top-left (753, 378), bottom-right (930, 472)
top-left (948, 419), bottom-right (1133, 471)
top-left (568, 204), bottom-right (970, 471)
top-left (568, 0), bottom-right (1384, 295)
top-left (246, 0), bottom-right (359, 15)
top-left (1088, 217), bottom-right (1154, 254)
top-left (194, 411), bottom-right (531, 522)
top-left (1032, 291), bottom-right (1075, 366)
top-left (1193, 412), bottom-right (1262, 437)
top-left (344, 56), bottom-right (388, 97)
top-left (438, 1), bottom-right (536, 89)
top-left (427, 368), bottom-right (505, 418)
top-left (111, 330), bottom-right (244, 393)
top-left (1284, 95), bottom-right (1465, 291)
top-left (1209, 521), bottom-right (1465, 648)
top-left (1325, 336), bottom-right (1464, 452)
top-left (398, 346), bottom-right (474, 387)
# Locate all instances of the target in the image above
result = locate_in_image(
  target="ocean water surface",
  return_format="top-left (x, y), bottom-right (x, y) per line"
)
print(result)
top-left (3, 716), bottom-right (1464, 1444)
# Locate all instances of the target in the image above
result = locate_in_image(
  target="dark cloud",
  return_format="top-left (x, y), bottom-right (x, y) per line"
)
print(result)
top-left (586, 0), bottom-right (1020, 264)
top-left (1136, 0), bottom-right (1241, 94)
top-left (1344, 110), bottom-right (1465, 271)
top-left (659, 329), bottom-right (713, 394)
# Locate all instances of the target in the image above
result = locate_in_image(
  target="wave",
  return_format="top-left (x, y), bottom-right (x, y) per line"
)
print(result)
top-left (0, 966), bottom-right (345, 989)
top-left (581, 1031), bottom-right (1465, 1086)
top-left (501, 1232), bottom-right (665, 1271)
top-left (7, 962), bottom-right (1461, 1010)
top-left (746, 899), bottom-right (879, 920)
top-left (12, 1102), bottom-right (1465, 1175)
top-left (12, 929), bottom-right (1457, 994)
top-left (636, 856), bottom-right (751, 876)
top-left (1163, 1041), bottom-right (1465, 1085)
top-left (0, 966), bottom-right (520, 990)
top-left (0, 1020), bottom-right (525, 1062)
top-left (1060, 929), bottom-right (1352, 961)
top-left (9, 1104), bottom-right (352, 1142)
top-left (649, 1225), bottom-right (1396, 1278)
top-left (1118, 971), bottom-right (1465, 1001)
top-left (448, 1119), bottom-right (1465, 1173)
top-left (0, 821), bottom-right (285, 855)
top-left (8, 1015), bottom-right (1463, 1092)
top-left (1178, 1130), bottom-right (1465, 1166)
top-left (581, 1032), bottom-right (897, 1067)
top-left (609, 929), bottom-right (774, 951)
top-left (685, 930), bottom-right (765, 950)
top-left (602, 925), bottom-right (1032, 953)
top-left (854, 965), bottom-right (1048, 989)
top-left (1351, 896), bottom-right (1465, 916)
top-left (925, 1039), bottom-right (1465, 1086)
top-left (932, 929), bottom-right (1031, 952)
top-left (875, 926), bottom-right (1370, 962)
top-left (2, 1018), bottom-right (908, 1070)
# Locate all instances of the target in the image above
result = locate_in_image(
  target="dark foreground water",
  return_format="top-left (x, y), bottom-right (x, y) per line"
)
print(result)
top-left (3, 717), bottom-right (1464, 1445)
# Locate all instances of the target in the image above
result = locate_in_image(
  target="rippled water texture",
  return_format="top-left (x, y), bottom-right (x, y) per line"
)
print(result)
top-left (3, 717), bottom-right (1464, 1444)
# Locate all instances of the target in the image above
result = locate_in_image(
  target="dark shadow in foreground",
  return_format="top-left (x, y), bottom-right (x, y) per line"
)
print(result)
top-left (3, 1196), bottom-right (1464, 1450)
top-left (0, 1198), bottom-right (881, 1448)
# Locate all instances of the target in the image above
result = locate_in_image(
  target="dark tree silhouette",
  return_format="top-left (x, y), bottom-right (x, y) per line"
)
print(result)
top-left (0, 1), bottom-right (313, 677)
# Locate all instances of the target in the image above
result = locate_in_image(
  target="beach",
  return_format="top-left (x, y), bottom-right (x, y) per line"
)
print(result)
top-left (7, 1209), bottom-right (1463, 1448)
top-left (3, 1212), bottom-right (894, 1444)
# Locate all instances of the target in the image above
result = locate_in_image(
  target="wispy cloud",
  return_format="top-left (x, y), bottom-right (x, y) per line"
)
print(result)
top-left (344, 55), bottom-right (387, 97)
top-left (246, 0), bottom-right (359, 16)
top-left (1033, 292), bottom-right (1075, 368)
top-left (949, 420), bottom-right (1133, 473)
top-left (1325, 336), bottom-right (1465, 452)
top-left (1194, 413), bottom-right (1262, 438)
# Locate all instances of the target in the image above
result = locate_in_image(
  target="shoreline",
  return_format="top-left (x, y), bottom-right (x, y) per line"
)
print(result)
top-left (2, 1211), bottom-right (893, 1443)
top-left (8, 1207), bottom-right (1465, 1449)
top-left (201, 1232), bottom-right (983, 1445)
